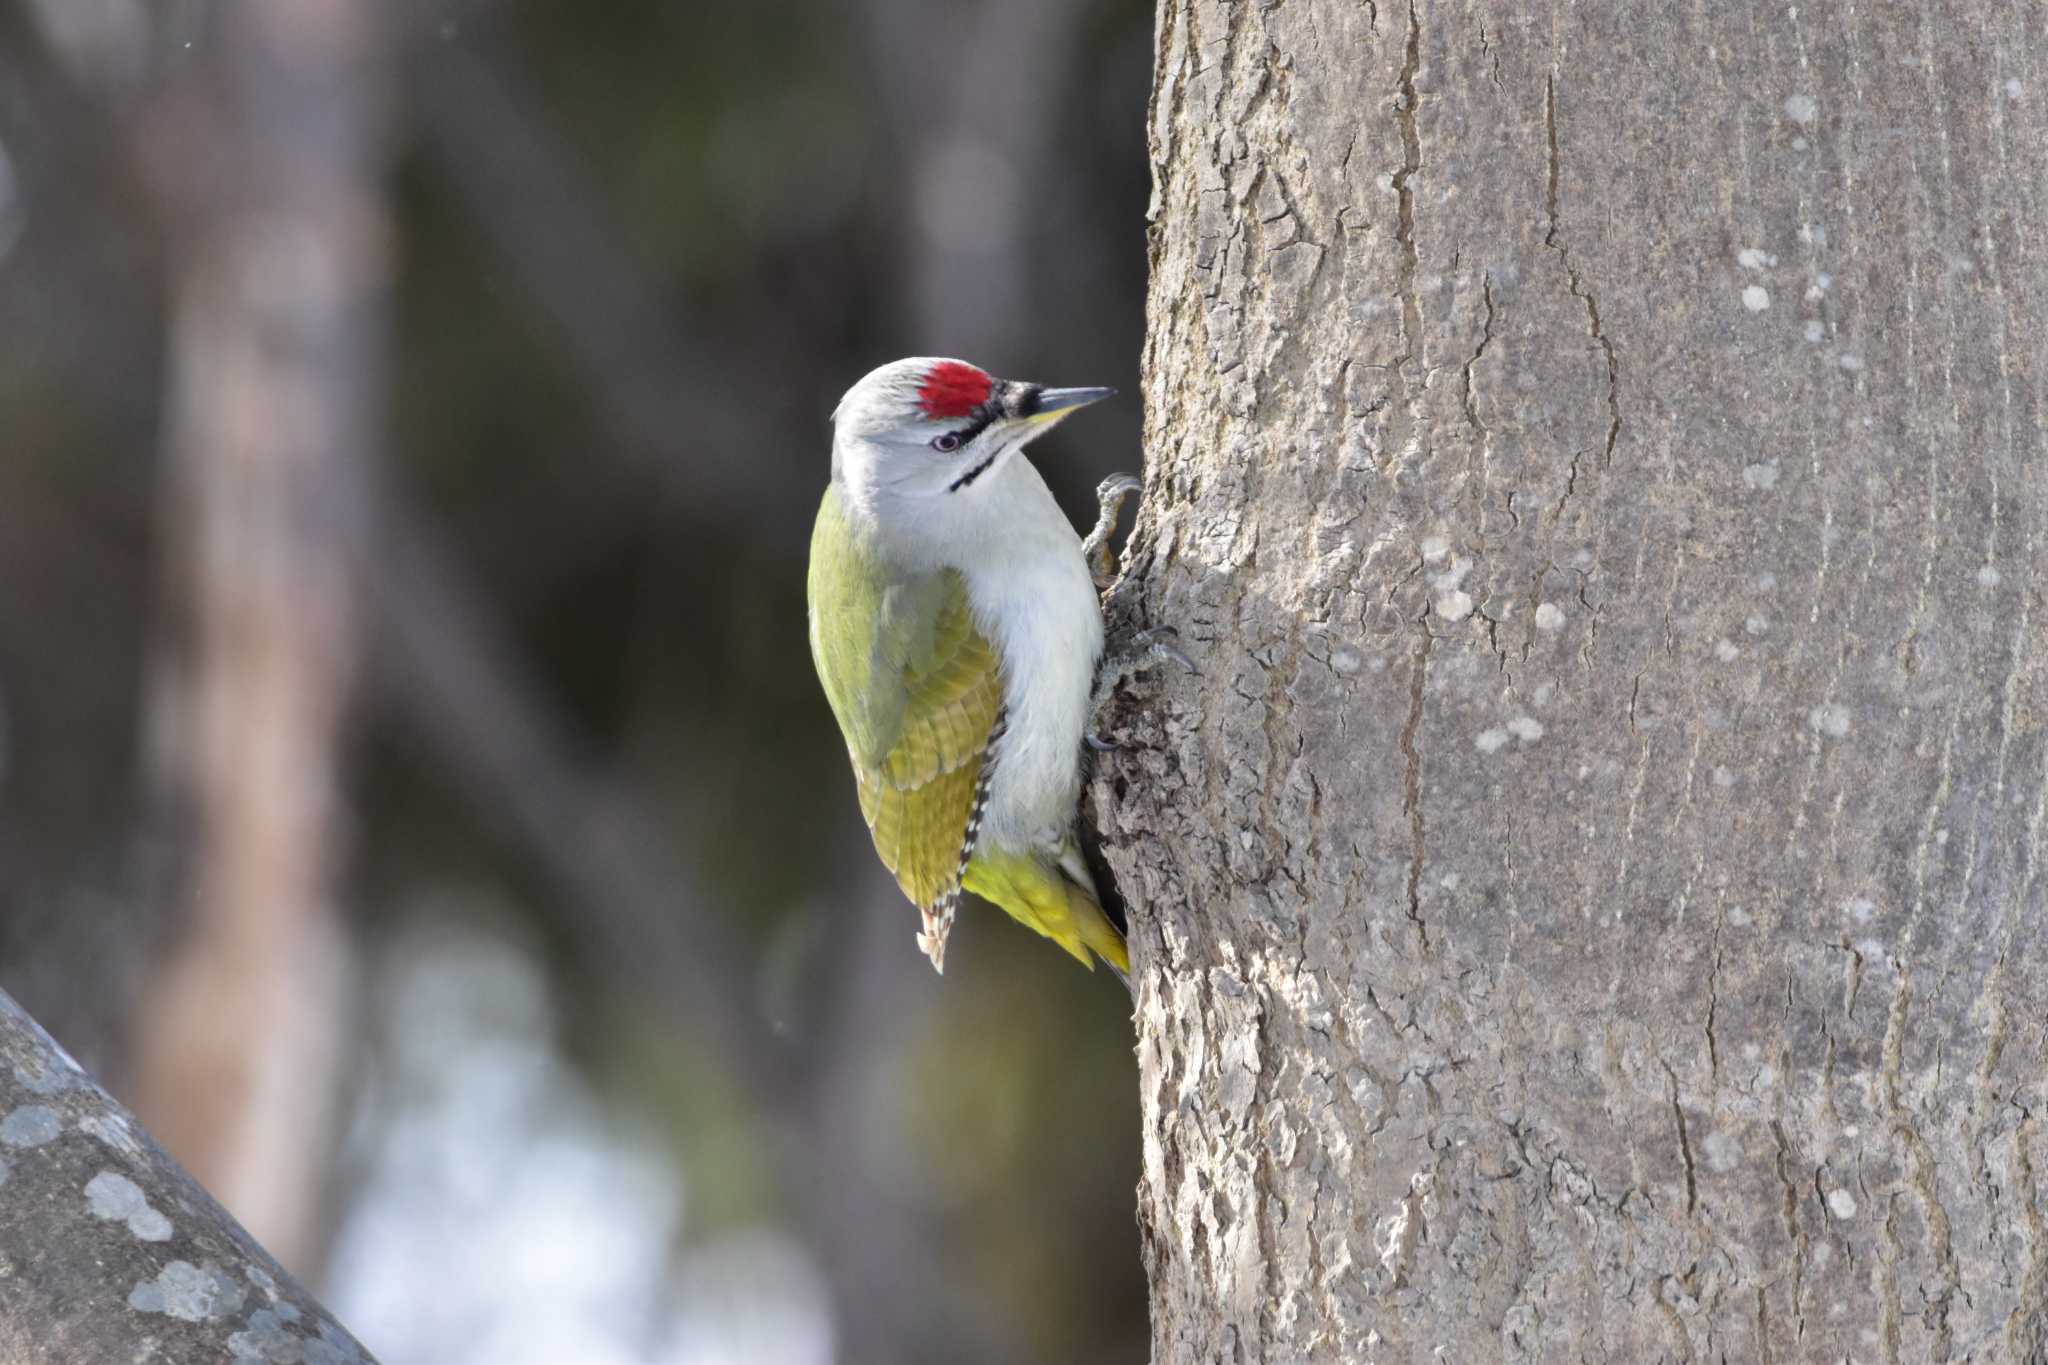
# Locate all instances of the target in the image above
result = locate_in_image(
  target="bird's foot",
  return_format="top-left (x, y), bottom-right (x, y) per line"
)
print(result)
top-left (1087, 627), bottom-right (1196, 749)
top-left (1082, 473), bottom-right (1144, 590)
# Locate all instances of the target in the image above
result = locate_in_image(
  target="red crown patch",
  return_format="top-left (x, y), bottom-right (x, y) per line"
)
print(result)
top-left (917, 361), bottom-right (994, 419)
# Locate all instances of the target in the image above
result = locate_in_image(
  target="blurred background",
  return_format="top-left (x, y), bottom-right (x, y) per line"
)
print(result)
top-left (0, 1), bottom-right (1155, 1361)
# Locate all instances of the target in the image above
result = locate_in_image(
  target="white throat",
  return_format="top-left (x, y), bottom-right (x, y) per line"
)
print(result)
top-left (832, 432), bottom-right (1043, 570)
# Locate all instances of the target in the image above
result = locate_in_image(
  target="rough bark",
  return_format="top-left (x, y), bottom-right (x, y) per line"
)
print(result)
top-left (1105, 3), bottom-right (2048, 1360)
top-left (0, 989), bottom-right (375, 1362)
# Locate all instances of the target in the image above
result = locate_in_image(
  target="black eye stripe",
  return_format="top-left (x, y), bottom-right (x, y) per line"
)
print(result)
top-left (946, 408), bottom-right (997, 447)
top-left (937, 392), bottom-right (1010, 491)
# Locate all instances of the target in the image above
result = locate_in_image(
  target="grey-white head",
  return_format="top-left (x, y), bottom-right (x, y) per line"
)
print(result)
top-left (830, 357), bottom-right (1113, 522)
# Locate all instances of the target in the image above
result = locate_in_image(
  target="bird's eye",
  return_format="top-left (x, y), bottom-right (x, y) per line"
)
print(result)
top-left (931, 432), bottom-right (963, 453)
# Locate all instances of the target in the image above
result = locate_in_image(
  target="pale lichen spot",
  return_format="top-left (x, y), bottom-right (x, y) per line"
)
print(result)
top-left (1702, 1130), bottom-right (1742, 1173)
top-left (1742, 461), bottom-right (1779, 490)
top-left (228, 1308), bottom-right (302, 1364)
top-left (128, 1260), bottom-right (245, 1323)
top-left (2005, 78), bottom-right (2024, 99)
top-left (1714, 639), bottom-right (1740, 662)
top-left (1791, 135), bottom-right (1810, 151)
top-left (1809, 703), bottom-right (1852, 738)
top-left (1977, 564), bottom-right (2002, 588)
top-left (1755, 572), bottom-right (1778, 591)
top-left (1532, 682), bottom-right (1556, 707)
top-left (1475, 727), bottom-right (1511, 755)
top-left (0, 1105), bottom-right (61, 1148)
top-left (1713, 765), bottom-right (1737, 787)
top-left (1742, 1042), bottom-right (1762, 1061)
top-left (1439, 871), bottom-right (1460, 891)
top-left (1745, 614), bottom-right (1769, 636)
top-left (1736, 247), bottom-right (1776, 270)
top-left (1784, 93), bottom-right (1818, 123)
top-left (1727, 904), bottom-right (1753, 926)
top-left (1804, 319), bottom-right (1826, 344)
top-left (1826, 1188), bottom-right (1859, 1219)
top-left (85, 1170), bottom-right (173, 1242)
top-left (1838, 353), bottom-right (1864, 372)
top-left (1419, 534), bottom-right (1450, 563)
top-left (1534, 602), bottom-right (1566, 632)
top-left (1330, 647), bottom-right (1363, 675)
top-left (1435, 589), bottom-right (1474, 622)
top-left (1506, 716), bottom-right (1544, 743)
top-left (1845, 897), bottom-right (1876, 924)
top-left (1430, 554), bottom-right (1472, 592)
top-left (1741, 285), bottom-right (1771, 313)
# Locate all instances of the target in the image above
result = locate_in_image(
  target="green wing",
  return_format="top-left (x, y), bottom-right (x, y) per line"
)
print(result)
top-left (807, 487), bottom-right (1003, 913)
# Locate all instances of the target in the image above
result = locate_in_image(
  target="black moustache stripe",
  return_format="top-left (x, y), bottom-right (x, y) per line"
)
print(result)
top-left (948, 449), bottom-right (1002, 493)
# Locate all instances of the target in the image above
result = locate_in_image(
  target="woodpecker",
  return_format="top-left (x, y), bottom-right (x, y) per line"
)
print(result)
top-left (808, 357), bottom-right (1172, 976)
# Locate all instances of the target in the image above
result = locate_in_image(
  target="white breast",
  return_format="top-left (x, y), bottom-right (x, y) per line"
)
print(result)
top-left (958, 460), bottom-right (1103, 854)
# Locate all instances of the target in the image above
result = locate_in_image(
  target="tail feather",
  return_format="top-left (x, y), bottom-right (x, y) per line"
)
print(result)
top-left (964, 848), bottom-right (1129, 978)
top-left (1066, 875), bottom-right (1131, 981)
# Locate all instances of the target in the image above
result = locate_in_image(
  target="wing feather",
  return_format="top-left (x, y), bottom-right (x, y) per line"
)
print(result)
top-left (809, 488), bottom-right (1004, 914)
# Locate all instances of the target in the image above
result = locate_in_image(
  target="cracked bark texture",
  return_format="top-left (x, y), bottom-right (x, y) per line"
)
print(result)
top-left (1100, 2), bottom-right (2048, 1360)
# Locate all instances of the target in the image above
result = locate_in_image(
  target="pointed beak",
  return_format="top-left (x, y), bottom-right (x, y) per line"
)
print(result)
top-left (1031, 385), bottom-right (1116, 416)
top-left (1007, 385), bottom-right (1116, 434)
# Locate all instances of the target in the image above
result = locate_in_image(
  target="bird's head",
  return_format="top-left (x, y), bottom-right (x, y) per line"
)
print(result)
top-left (830, 357), bottom-right (1113, 507)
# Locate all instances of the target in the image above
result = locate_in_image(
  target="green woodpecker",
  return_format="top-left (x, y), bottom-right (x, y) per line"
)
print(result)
top-left (808, 357), bottom-right (1149, 977)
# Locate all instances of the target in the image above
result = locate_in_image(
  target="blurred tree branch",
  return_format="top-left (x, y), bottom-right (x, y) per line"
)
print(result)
top-left (408, 39), bottom-right (806, 546)
top-left (862, 0), bottom-right (1096, 360)
top-left (0, 988), bottom-right (377, 1363)
top-left (127, 0), bottom-right (391, 1274)
top-left (369, 499), bottom-right (791, 1097)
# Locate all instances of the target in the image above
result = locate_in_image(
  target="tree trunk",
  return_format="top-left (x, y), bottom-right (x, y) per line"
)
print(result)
top-left (1107, 2), bottom-right (2048, 1360)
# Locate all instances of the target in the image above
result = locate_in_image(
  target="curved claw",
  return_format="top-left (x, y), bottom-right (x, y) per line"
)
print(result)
top-left (1085, 733), bottom-right (1119, 753)
top-left (1083, 473), bottom-right (1146, 589)
top-left (1135, 628), bottom-right (1198, 677)
top-left (1088, 625), bottom-right (1197, 738)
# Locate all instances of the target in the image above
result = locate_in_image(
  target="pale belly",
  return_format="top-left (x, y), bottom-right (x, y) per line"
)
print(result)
top-left (966, 546), bottom-right (1103, 854)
